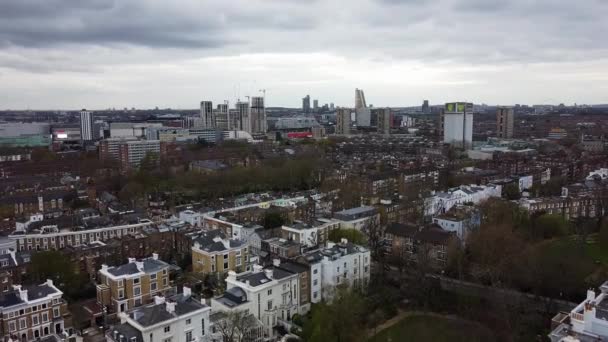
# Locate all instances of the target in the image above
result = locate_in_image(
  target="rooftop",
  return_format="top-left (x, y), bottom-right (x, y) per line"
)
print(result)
top-left (103, 255), bottom-right (169, 277)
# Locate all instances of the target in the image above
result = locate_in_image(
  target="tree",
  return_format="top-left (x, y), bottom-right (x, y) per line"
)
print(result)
top-left (215, 310), bottom-right (259, 342)
top-left (27, 251), bottom-right (93, 300)
top-left (599, 218), bottom-right (608, 249)
top-left (504, 183), bottom-right (521, 200)
top-left (301, 287), bottom-right (366, 342)
top-left (263, 211), bottom-right (286, 229)
top-left (532, 213), bottom-right (569, 240)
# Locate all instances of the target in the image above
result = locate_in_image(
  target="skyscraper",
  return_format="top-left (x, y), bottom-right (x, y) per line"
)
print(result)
top-left (303, 95), bottom-right (311, 114)
top-left (200, 101), bottom-right (215, 129)
top-left (355, 88), bottom-right (371, 126)
top-left (336, 108), bottom-right (351, 135)
top-left (443, 102), bottom-right (473, 149)
top-left (496, 106), bottom-right (514, 139)
top-left (422, 100), bottom-right (430, 114)
top-left (250, 96), bottom-right (267, 133)
top-left (377, 108), bottom-right (391, 136)
top-left (215, 102), bottom-right (230, 130)
top-left (79, 109), bottom-right (93, 141)
top-left (313, 99), bottom-right (319, 111)
top-left (355, 88), bottom-right (367, 109)
top-left (236, 101), bottom-right (251, 133)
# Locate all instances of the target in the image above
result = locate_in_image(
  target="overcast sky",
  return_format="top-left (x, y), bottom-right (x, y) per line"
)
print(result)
top-left (0, 0), bottom-right (607, 110)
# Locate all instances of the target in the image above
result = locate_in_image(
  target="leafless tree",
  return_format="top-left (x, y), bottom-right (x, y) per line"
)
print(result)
top-left (214, 310), bottom-right (260, 342)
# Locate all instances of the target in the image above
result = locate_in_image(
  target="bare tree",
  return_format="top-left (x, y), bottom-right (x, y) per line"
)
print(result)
top-left (214, 310), bottom-right (260, 342)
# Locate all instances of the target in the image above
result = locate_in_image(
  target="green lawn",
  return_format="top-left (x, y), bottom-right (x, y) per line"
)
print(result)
top-left (369, 314), bottom-right (495, 342)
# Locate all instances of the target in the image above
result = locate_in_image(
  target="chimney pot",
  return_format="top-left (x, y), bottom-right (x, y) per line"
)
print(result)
top-left (264, 269), bottom-right (273, 280)
top-left (183, 286), bottom-right (191, 298)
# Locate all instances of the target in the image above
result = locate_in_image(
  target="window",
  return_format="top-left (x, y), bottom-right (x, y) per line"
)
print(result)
top-left (163, 269), bottom-right (167, 275)
top-left (267, 300), bottom-right (273, 310)
top-left (150, 273), bottom-right (157, 280)
top-left (42, 313), bottom-right (48, 323)
top-left (185, 331), bottom-right (192, 342)
top-left (19, 318), bottom-right (26, 329)
top-left (163, 278), bottom-right (168, 286)
top-left (19, 309), bottom-right (24, 315)
top-left (164, 326), bottom-right (171, 333)
top-left (53, 307), bottom-right (60, 318)
top-left (9, 321), bottom-right (15, 332)
top-left (133, 277), bottom-right (140, 285)
top-left (313, 291), bottom-right (318, 299)
top-left (134, 286), bottom-right (141, 296)
top-left (32, 315), bottom-right (39, 325)
top-left (313, 279), bottom-right (318, 286)
top-left (267, 289), bottom-right (272, 295)
top-left (201, 318), bottom-right (205, 335)
top-left (118, 289), bottom-right (124, 299)
top-left (117, 279), bottom-right (124, 287)
top-left (163, 339), bottom-right (172, 342)
top-left (186, 319), bottom-right (191, 325)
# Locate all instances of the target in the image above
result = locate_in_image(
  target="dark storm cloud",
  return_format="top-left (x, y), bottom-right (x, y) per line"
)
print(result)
top-left (0, 0), bottom-right (315, 49)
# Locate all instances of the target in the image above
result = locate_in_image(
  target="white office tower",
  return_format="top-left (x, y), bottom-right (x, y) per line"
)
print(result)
top-left (79, 109), bottom-right (93, 141)
top-left (236, 101), bottom-right (251, 133)
top-left (336, 108), bottom-right (351, 135)
top-left (443, 102), bottom-right (473, 149)
top-left (200, 101), bottom-right (215, 129)
top-left (215, 102), bottom-right (230, 130)
top-left (355, 88), bottom-right (371, 126)
top-left (250, 96), bottom-right (267, 133)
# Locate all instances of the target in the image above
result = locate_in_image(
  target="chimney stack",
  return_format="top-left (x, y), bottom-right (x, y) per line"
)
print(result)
top-left (183, 286), bottom-right (191, 298)
top-left (152, 253), bottom-right (159, 260)
top-left (264, 269), bottom-right (273, 280)
top-left (128, 258), bottom-right (136, 264)
top-left (165, 301), bottom-right (176, 314)
top-left (272, 259), bottom-right (281, 267)
top-left (154, 295), bottom-right (165, 305)
top-left (253, 264), bottom-right (263, 273)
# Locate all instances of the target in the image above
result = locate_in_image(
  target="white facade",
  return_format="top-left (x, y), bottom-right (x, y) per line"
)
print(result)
top-left (110, 290), bottom-right (211, 342)
top-left (123, 140), bottom-right (161, 168)
top-left (302, 240), bottom-right (371, 302)
top-left (79, 110), bottom-right (93, 141)
top-left (549, 282), bottom-right (608, 341)
top-left (110, 122), bottom-right (163, 138)
top-left (587, 168), bottom-right (608, 181)
top-left (178, 210), bottom-right (204, 227)
top-left (443, 112), bottom-right (473, 149)
top-left (212, 265), bottom-right (301, 339)
top-left (427, 184), bottom-right (502, 216)
top-left (281, 219), bottom-right (341, 248)
top-left (517, 175), bottom-right (534, 192)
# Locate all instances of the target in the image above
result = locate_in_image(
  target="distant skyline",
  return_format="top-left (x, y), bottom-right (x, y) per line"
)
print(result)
top-left (1, 0), bottom-right (607, 110)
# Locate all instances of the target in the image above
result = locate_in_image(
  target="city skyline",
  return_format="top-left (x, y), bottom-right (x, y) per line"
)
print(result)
top-left (1, 0), bottom-right (607, 109)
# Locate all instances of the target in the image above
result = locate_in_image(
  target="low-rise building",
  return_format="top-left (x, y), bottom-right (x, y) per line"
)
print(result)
top-left (549, 281), bottom-right (608, 341)
top-left (107, 287), bottom-right (211, 342)
top-left (432, 205), bottom-right (481, 241)
top-left (0, 280), bottom-right (71, 342)
top-left (211, 263), bottom-right (301, 339)
top-left (191, 230), bottom-right (250, 275)
top-left (280, 218), bottom-right (341, 248)
top-left (427, 184), bottom-right (502, 216)
top-left (333, 206), bottom-right (379, 231)
top-left (297, 239), bottom-right (371, 302)
top-left (97, 254), bottom-right (172, 314)
top-left (385, 223), bottom-right (456, 269)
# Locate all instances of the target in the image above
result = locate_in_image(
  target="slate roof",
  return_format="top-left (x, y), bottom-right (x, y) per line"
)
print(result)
top-left (193, 229), bottom-right (244, 253)
top-left (385, 222), bottom-right (419, 238)
top-left (128, 294), bottom-right (207, 327)
top-left (106, 258), bottom-right (169, 277)
top-left (0, 283), bottom-right (61, 308)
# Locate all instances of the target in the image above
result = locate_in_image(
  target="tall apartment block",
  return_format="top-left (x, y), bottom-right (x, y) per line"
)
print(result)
top-left (200, 101), bottom-right (215, 129)
top-left (496, 106), bottom-right (514, 139)
top-left (336, 108), bottom-right (351, 136)
top-left (80, 109), bottom-right (93, 141)
top-left (443, 102), bottom-right (473, 149)
top-left (250, 96), bottom-right (267, 134)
